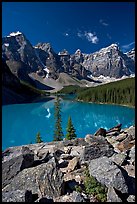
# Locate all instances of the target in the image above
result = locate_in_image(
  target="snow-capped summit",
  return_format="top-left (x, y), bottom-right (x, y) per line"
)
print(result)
top-left (7, 31), bottom-right (22, 37)
top-left (2, 31), bottom-right (135, 80)
top-left (75, 49), bottom-right (82, 54)
top-left (109, 43), bottom-right (118, 48)
top-left (99, 43), bottom-right (119, 54)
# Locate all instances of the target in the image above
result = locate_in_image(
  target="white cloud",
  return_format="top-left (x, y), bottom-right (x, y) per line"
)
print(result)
top-left (65, 33), bottom-right (69, 36)
top-left (77, 31), bottom-right (99, 44)
top-left (121, 41), bottom-right (135, 52)
top-left (121, 42), bottom-right (135, 49)
top-left (84, 32), bottom-right (99, 44)
top-left (99, 19), bottom-right (109, 26)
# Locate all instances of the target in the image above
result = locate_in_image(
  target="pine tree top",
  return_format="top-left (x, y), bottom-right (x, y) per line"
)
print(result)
top-left (66, 116), bottom-right (77, 140)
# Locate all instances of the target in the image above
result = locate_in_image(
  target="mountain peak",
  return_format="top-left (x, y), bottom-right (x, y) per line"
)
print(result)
top-left (109, 43), bottom-right (118, 48)
top-left (35, 42), bottom-right (54, 53)
top-left (58, 49), bottom-right (69, 56)
top-left (98, 43), bottom-right (119, 54)
top-left (75, 49), bottom-right (82, 54)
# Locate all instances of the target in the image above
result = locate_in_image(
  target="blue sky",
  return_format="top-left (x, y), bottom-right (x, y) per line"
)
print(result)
top-left (2, 2), bottom-right (135, 54)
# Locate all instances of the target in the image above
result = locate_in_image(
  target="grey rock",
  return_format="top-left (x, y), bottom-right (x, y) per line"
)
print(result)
top-left (127, 195), bottom-right (135, 202)
top-left (37, 149), bottom-right (50, 162)
top-left (123, 126), bottom-right (135, 140)
top-left (2, 190), bottom-right (26, 202)
top-left (2, 189), bottom-right (38, 202)
top-left (62, 138), bottom-right (88, 147)
top-left (110, 152), bottom-right (127, 166)
top-left (70, 146), bottom-right (85, 158)
top-left (63, 165), bottom-right (86, 184)
top-left (89, 156), bottom-right (128, 193)
top-left (107, 187), bottom-right (122, 202)
top-left (54, 191), bottom-right (85, 202)
top-left (123, 164), bottom-right (135, 178)
top-left (2, 147), bottom-right (34, 188)
top-left (3, 161), bottom-right (64, 199)
top-left (82, 136), bottom-right (114, 162)
top-left (129, 145), bottom-right (135, 164)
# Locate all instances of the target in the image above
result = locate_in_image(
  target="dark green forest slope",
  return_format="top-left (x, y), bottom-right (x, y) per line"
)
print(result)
top-left (77, 77), bottom-right (135, 106)
top-left (58, 77), bottom-right (135, 107)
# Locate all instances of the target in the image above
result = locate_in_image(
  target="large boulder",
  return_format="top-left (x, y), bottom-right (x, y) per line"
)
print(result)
top-left (2, 189), bottom-right (39, 202)
top-left (82, 136), bottom-right (114, 162)
top-left (2, 190), bottom-right (30, 202)
top-left (88, 156), bottom-right (128, 193)
top-left (2, 146), bottom-right (34, 188)
top-left (2, 161), bottom-right (65, 199)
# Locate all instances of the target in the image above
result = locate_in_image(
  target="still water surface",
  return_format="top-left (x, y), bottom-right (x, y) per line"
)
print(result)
top-left (2, 97), bottom-right (135, 150)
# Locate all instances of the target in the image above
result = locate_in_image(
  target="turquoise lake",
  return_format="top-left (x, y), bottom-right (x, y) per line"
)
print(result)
top-left (2, 97), bottom-right (135, 150)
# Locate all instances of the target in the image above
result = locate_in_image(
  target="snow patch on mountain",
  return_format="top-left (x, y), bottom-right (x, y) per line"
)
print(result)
top-left (4, 43), bottom-right (9, 47)
top-left (43, 67), bottom-right (50, 78)
top-left (7, 31), bottom-right (22, 37)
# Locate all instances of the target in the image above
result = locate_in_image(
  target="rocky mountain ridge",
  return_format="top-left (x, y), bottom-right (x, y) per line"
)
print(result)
top-left (2, 31), bottom-right (135, 104)
top-left (2, 31), bottom-right (135, 85)
top-left (2, 125), bottom-right (135, 202)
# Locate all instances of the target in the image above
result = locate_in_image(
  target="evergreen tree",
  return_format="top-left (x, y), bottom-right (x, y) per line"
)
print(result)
top-left (53, 96), bottom-right (64, 141)
top-left (66, 116), bottom-right (77, 140)
top-left (36, 132), bottom-right (43, 143)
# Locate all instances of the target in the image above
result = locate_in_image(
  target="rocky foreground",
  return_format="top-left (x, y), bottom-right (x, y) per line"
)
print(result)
top-left (2, 125), bottom-right (135, 202)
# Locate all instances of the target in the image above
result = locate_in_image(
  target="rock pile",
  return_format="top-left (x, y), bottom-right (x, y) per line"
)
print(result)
top-left (2, 125), bottom-right (135, 202)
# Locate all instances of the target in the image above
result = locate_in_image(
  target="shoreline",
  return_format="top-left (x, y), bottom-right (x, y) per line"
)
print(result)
top-left (77, 99), bottom-right (135, 109)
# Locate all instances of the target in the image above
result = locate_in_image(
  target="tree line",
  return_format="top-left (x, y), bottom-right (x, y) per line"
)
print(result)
top-left (77, 77), bottom-right (135, 106)
top-left (58, 78), bottom-right (135, 107)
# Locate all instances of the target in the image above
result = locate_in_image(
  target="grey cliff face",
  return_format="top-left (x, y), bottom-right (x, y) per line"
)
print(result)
top-left (82, 44), bottom-right (135, 78)
top-left (2, 58), bottom-right (21, 88)
top-left (2, 32), bottom-right (135, 82)
top-left (2, 32), bottom-right (44, 74)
